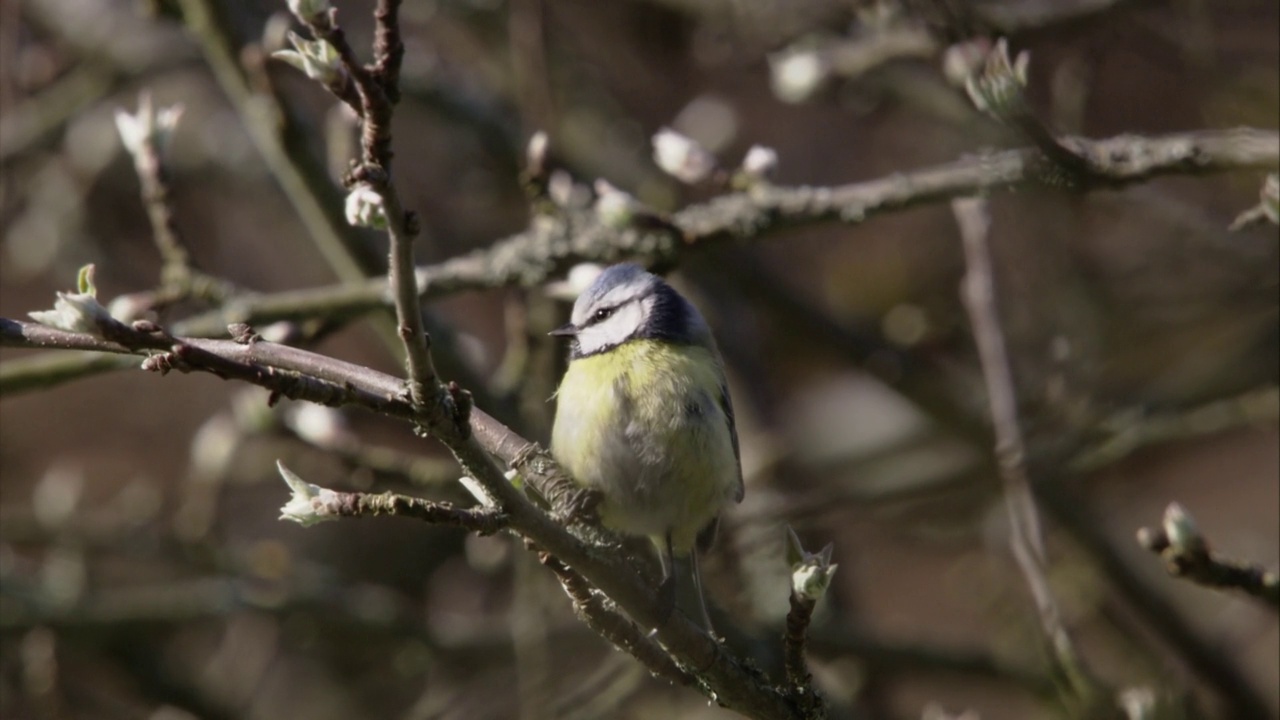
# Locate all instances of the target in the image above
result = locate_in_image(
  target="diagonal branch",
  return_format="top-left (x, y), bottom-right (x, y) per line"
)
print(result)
top-left (952, 197), bottom-right (1101, 707)
top-left (0, 316), bottom-right (801, 719)
top-left (169, 127), bottom-right (1280, 337)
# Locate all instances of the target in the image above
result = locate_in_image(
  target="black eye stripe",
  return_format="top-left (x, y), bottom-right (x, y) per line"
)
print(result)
top-left (585, 305), bottom-right (615, 326)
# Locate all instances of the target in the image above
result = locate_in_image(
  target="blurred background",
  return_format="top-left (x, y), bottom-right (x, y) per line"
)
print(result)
top-left (0, 0), bottom-right (1276, 718)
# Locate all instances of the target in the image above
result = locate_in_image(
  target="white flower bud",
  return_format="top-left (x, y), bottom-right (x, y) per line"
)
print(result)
top-left (544, 263), bottom-right (605, 301)
top-left (277, 461), bottom-right (340, 527)
top-left (287, 0), bottom-right (332, 24)
top-left (593, 179), bottom-right (637, 229)
top-left (740, 144), bottom-right (778, 182)
top-left (272, 31), bottom-right (345, 86)
top-left (769, 50), bottom-right (828, 104)
top-left (29, 264), bottom-right (113, 334)
top-left (1261, 172), bottom-right (1278, 224)
top-left (548, 170), bottom-right (589, 209)
top-left (344, 183), bottom-right (388, 229)
top-left (964, 38), bottom-right (1030, 116)
top-left (1162, 502), bottom-right (1206, 556)
top-left (114, 92), bottom-right (184, 158)
top-left (786, 526), bottom-right (837, 602)
top-left (651, 127), bottom-right (716, 184)
top-left (942, 38), bottom-right (993, 87)
top-left (526, 130), bottom-right (549, 173)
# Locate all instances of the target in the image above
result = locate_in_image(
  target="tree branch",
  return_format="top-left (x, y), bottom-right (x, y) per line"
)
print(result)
top-left (0, 316), bottom-right (801, 720)
top-left (952, 197), bottom-right (1102, 708)
top-left (157, 127), bottom-right (1280, 337)
top-left (4, 128), bottom-right (1272, 397)
top-left (1137, 502), bottom-right (1280, 608)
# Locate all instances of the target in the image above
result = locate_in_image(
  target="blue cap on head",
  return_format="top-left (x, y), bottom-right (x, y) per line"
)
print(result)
top-left (555, 263), bottom-right (711, 357)
top-left (579, 263), bottom-right (650, 306)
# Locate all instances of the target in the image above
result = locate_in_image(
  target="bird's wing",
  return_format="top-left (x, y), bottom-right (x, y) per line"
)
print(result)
top-left (718, 379), bottom-right (745, 503)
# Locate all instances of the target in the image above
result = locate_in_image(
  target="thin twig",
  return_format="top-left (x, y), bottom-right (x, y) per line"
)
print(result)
top-left (299, 487), bottom-right (509, 532)
top-left (952, 197), bottom-right (1099, 705)
top-left (382, 184), bottom-right (439, 410)
top-left (175, 0), bottom-right (382, 280)
top-left (780, 528), bottom-right (835, 716)
top-left (783, 592), bottom-right (823, 715)
top-left (119, 98), bottom-right (237, 306)
top-left (371, 0), bottom-right (404, 104)
top-left (298, 4), bottom-right (436, 411)
top-left (541, 554), bottom-right (695, 688)
top-left (1137, 502), bottom-right (1280, 608)
top-left (301, 5), bottom-right (397, 172)
top-left (1035, 477), bottom-right (1274, 719)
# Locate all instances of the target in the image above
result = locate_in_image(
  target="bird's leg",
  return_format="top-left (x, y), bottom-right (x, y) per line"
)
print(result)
top-left (689, 545), bottom-right (716, 637)
top-left (553, 485), bottom-right (602, 527)
top-left (655, 531), bottom-right (677, 624)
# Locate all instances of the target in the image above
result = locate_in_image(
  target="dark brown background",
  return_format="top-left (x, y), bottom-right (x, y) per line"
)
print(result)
top-left (1, 1), bottom-right (1276, 718)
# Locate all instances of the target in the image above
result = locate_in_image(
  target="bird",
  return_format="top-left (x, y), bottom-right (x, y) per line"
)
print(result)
top-left (549, 263), bottom-right (743, 633)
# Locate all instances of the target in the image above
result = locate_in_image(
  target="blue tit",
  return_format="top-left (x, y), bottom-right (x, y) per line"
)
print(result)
top-left (549, 263), bottom-right (743, 632)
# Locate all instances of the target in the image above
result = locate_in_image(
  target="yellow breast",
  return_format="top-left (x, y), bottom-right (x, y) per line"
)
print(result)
top-left (551, 340), bottom-right (738, 552)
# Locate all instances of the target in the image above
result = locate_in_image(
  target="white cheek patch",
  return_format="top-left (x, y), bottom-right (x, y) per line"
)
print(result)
top-left (576, 301), bottom-right (644, 356)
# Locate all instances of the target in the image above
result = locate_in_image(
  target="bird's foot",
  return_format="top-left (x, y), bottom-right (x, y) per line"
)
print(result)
top-left (553, 486), bottom-right (603, 527)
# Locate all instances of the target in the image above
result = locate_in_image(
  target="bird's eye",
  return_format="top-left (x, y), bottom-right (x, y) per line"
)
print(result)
top-left (592, 307), bottom-right (613, 323)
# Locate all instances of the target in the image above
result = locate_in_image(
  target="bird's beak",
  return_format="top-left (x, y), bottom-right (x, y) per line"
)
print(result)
top-left (549, 323), bottom-right (577, 337)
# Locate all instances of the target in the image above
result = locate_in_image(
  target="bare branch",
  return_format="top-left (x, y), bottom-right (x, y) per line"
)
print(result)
top-left (0, 316), bottom-right (801, 719)
top-left (782, 528), bottom-right (835, 716)
top-left (167, 128), bottom-right (1280, 337)
top-left (277, 462), bottom-right (507, 531)
top-left (952, 197), bottom-right (1100, 705)
top-left (4, 126), bottom-right (1272, 398)
top-left (1137, 502), bottom-right (1280, 608)
top-left (283, 3), bottom-right (438, 416)
top-left (115, 95), bottom-right (239, 307)
top-left (541, 554), bottom-right (694, 689)
top-left (174, 0), bottom-right (384, 281)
